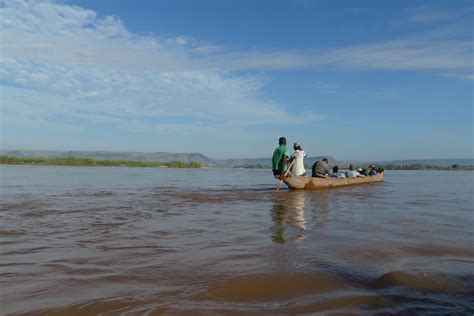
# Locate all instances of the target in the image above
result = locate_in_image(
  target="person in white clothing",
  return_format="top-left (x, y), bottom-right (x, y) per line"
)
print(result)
top-left (290, 142), bottom-right (307, 176)
top-left (332, 166), bottom-right (346, 178)
top-left (345, 164), bottom-right (365, 178)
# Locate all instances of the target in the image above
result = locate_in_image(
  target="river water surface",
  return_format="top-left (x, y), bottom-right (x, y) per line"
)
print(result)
top-left (0, 166), bottom-right (473, 315)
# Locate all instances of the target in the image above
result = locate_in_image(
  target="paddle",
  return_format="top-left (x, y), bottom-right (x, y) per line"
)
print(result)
top-left (275, 159), bottom-right (295, 192)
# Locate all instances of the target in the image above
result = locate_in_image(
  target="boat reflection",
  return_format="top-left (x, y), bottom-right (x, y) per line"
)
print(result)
top-left (270, 190), bottom-right (308, 244)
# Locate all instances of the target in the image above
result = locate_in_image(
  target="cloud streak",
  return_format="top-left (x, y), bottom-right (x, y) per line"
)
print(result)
top-left (407, 5), bottom-right (472, 24)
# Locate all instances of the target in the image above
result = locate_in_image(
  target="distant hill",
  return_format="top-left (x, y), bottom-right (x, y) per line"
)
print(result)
top-left (214, 156), bottom-right (337, 168)
top-left (0, 150), bottom-right (213, 165)
top-left (214, 157), bottom-right (473, 169)
top-left (376, 159), bottom-right (474, 167)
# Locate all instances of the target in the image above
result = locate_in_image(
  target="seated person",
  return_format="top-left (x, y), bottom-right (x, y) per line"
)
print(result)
top-left (368, 163), bottom-right (378, 176)
top-left (331, 165), bottom-right (346, 178)
top-left (345, 164), bottom-right (365, 178)
top-left (312, 158), bottom-right (330, 178)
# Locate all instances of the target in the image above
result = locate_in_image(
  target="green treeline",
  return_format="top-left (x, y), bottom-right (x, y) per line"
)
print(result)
top-left (233, 164), bottom-right (268, 169)
top-left (234, 163), bottom-right (473, 171)
top-left (0, 156), bottom-right (202, 168)
top-left (381, 163), bottom-right (473, 171)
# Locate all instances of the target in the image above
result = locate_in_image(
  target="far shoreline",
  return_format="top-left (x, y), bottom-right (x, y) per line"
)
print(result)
top-left (232, 165), bottom-right (474, 171)
top-left (1, 156), bottom-right (472, 171)
top-left (0, 156), bottom-right (203, 169)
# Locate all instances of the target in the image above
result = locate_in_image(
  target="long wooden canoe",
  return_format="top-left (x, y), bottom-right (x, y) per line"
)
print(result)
top-left (282, 173), bottom-right (384, 190)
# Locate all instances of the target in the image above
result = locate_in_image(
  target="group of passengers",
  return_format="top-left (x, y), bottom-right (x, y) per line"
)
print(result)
top-left (272, 137), bottom-right (383, 179)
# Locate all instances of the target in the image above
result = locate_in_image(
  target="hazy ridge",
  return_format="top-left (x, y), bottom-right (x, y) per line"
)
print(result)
top-left (215, 156), bottom-right (337, 168)
top-left (1, 150), bottom-right (472, 167)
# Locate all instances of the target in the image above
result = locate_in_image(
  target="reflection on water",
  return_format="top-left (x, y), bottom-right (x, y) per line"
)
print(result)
top-left (271, 191), bottom-right (307, 244)
top-left (1, 166), bottom-right (473, 315)
top-left (270, 189), bottom-right (333, 243)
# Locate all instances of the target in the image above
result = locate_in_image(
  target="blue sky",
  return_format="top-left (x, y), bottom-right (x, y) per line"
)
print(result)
top-left (0, 0), bottom-right (472, 160)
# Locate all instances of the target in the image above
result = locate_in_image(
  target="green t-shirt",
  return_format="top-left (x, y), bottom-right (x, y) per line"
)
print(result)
top-left (272, 145), bottom-right (290, 172)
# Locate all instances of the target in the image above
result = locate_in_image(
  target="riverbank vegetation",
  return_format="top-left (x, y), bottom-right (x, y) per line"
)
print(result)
top-left (0, 156), bottom-right (202, 168)
top-left (233, 163), bottom-right (474, 171)
top-left (381, 163), bottom-right (474, 171)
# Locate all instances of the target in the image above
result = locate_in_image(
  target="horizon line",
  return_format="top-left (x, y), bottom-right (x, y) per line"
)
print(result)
top-left (0, 148), bottom-right (472, 162)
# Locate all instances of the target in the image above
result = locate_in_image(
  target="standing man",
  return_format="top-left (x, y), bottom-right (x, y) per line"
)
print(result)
top-left (290, 141), bottom-right (307, 176)
top-left (272, 137), bottom-right (290, 178)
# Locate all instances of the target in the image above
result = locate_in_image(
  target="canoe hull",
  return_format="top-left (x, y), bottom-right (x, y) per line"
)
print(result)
top-left (283, 173), bottom-right (384, 190)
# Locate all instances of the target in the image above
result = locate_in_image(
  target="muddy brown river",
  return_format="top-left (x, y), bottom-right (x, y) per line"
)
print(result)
top-left (1, 166), bottom-right (473, 315)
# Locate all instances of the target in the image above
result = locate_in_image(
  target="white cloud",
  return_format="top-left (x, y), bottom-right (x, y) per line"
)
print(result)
top-left (0, 0), bottom-right (323, 138)
top-left (0, 64), bottom-right (305, 129)
top-left (1, 0), bottom-right (194, 71)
